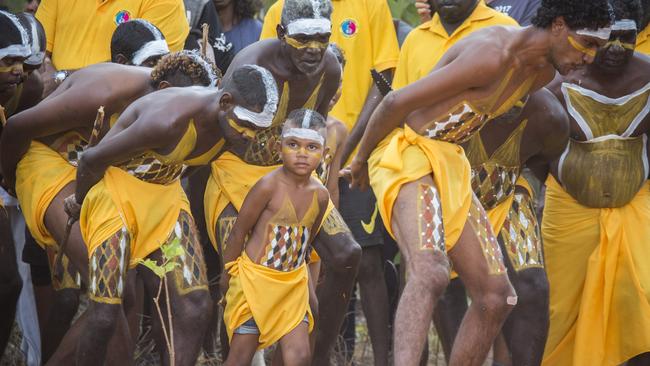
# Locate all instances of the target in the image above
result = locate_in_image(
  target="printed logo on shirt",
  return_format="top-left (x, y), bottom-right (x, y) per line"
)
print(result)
top-left (493, 5), bottom-right (512, 15)
top-left (341, 19), bottom-right (358, 37)
top-left (115, 10), bottom-right (131, 25)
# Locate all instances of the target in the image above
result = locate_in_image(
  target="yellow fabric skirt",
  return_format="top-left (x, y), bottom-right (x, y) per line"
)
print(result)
top-left (204, 151), bottom-right (333, 251)
top-left (224, 252), bottom-right (314, 349)
top-left (16, 141), bottom-right (76, 248)
top-left (80, 167), bottom-right (190, 267)
top-left (368, 126), bottom-right (472, 251)
top-left (542, 176), bottom-right (650, 366)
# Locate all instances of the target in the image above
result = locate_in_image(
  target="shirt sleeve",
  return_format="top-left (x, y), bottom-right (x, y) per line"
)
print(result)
top-left (519, 0), bottom-right (541, 26)
top-left (367, 0), bottom-right (399, 72)
top-left (259, 1), bottom-right (283, 40)
top-left (392, 37), bottom-right (412, 90)
top-left (35, 0), bottom-right (57, 52)
top-left (140, 0), bottom-right (191, 52)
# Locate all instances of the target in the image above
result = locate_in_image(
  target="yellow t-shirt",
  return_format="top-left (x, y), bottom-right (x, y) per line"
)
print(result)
top-left (393, 1), bottom-right (518, 89)
top-left (36, 0), bottom-right (189, 70)
top-left (260, 0), bottom-right (399, 131)
top-left (637, 25), bottom-right (650, 55)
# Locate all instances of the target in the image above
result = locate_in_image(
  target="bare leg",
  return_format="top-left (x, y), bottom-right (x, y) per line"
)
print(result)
top-left (279, 322), bottom-right (311, 366)
top-left (0, 210), bottom-right (20, 355)
top-left (311, 210), bottom-right (362, 366)
top-left (139, 211), bottom-right (211, 366)
top-left (42, 246), bottom-right (81, 361)
top-left (357, 245), bottom-right (390, 366)
top-left (447, 196), bottom-right (516, 366)
top-left (224, 333), bottom-right (259, 366)
top-left (390, 176), bottom-right (451, 366)
top-left (499, 190), bottom-right (548, 366)
top-left (214, 204), bottom-right (238, 360)
top-left (432, 277), bottom-right (467, 361)
top-left (73, 227), bottom-right (132, 366)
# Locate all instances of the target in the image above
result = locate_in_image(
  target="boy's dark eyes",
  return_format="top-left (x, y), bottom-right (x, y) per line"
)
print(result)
top-left (308, 144), bottom-right (318, 150)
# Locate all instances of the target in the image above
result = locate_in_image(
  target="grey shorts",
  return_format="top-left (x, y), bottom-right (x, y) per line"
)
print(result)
top-left (234, 314), bottom-right (310, 335)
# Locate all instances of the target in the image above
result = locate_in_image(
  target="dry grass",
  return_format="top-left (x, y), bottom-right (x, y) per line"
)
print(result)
top-left (2, 296), bottom-right (493, 366)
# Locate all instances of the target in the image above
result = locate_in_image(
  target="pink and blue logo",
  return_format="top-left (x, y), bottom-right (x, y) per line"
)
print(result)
top-left (115, 10), bottom-right (131, 25)
top-left (340, 19), bottom-right (358, 37)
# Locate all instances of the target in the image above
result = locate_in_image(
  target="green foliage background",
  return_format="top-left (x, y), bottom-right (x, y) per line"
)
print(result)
top-left (3, 0), bottom-right (24, 12)
top-left (261, 0), bottom-right (421, 27)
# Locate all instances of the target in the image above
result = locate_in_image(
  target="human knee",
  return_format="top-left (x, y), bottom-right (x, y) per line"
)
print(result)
top-left (515, 269), bottom-right (549, 306)
top-left (477, 278), bottom-right (517, 317)
top-left (328, 235), bottom-right (361, 272)
top-left (283, 345), bottom-right (311, 366)
top-left (409, 255), bottom-right (450, 297)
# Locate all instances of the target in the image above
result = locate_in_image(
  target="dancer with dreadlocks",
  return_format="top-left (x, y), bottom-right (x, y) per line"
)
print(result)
top-left (348, 0), bottom-right (612, 364)
top-left (543, 0), bottom-right (650, 364)
top-left (1, 51), bottom-right (217, 364)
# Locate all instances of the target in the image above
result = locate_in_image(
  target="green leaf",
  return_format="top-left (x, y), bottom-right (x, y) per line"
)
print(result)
top-left (139, 258), bottom-right (165, 278)
top-left (161, 238), bottom-right (184, 261)
top-left (163, 261), bottom-right (180, 274)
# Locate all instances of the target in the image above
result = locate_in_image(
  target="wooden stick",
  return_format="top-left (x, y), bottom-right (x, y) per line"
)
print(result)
top-left (89, 106), bottom-right (105, 147)
top-left (0, 105), bottom-right (7, 127)
top-left (201, 23), bottom-right (209, 57)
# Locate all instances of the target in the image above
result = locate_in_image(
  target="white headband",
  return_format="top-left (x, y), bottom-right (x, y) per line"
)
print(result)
top-left (0, 11), bottom-right (30, 60)
top-left (286, 0), bottom-right (331, 35)
top-left (576, 27), bottom-right (612, 40)
top-left (132, 19), bottom-right (164, 40)
top-left (283, 127), bottom-right (325, 145)
top-left (286, 18), bottom-right (331, 36)
top-left (611, 19), bottom-right (637, 31)
top-left (184, 50), bottom-right (217, 87)
top-left (25, 18), bottom-right (44, 65)
top-left (132, 40), bottom-right (169, 65)
top-left (231, 64), bottom-right (279, 127)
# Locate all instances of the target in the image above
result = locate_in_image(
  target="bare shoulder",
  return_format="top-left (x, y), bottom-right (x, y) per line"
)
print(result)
top-left (310, 177), bottom-right (330, 207)
top-left (327, 117), bottom-right (348, 141)
top-left (323, 50), bottom-right (342, 81)
top-left (527, 87), bottom-right (569, 138)
top-left (544, 72), bottom-right (566, 101)
top-left (226, 39), bottom-right (277, 75)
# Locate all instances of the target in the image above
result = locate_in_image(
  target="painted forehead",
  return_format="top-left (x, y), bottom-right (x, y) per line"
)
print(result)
top-left (285, 0), bottom-right (331, 36)
top-left (0, 11), bottom-right (31, 60)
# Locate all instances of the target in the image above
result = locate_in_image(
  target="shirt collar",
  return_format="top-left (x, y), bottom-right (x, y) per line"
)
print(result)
top-left (423, 1), bottom-right (496, 39)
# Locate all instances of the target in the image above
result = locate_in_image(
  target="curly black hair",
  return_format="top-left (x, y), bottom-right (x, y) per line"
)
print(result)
top-left (610, 0), bottom-right (642, 27)
top-left (531, 0), bottom-right (612, 30)
top-left (235, 0), bottom-right (263, 20)
top-left (151, 50), bottom-right (220, 87)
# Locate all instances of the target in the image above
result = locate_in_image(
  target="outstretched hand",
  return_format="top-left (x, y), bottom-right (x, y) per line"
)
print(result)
top-left (340, 157), bottom-right (370, 191)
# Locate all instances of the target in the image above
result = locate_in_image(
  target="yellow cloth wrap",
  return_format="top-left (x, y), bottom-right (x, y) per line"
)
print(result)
top-left (205, 152), bottom-right (334, 251)
top-left (205, 152), bottom-right (279, 249)
top-left (368, 125), bottom-right (471, 251)
top-left (16, 141), bottom-right (76, 247)
top-left (542, 176), bottom-right (650, 366)
top-left (80, 167), bottom-right (190, 268)
top-left (224, 252), bottom-right (314, 349)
